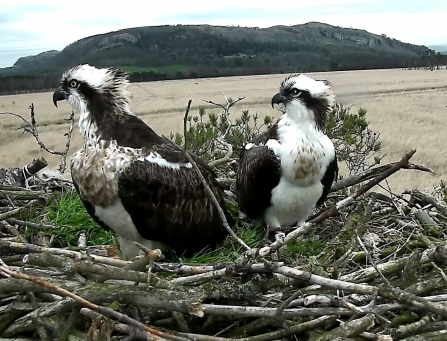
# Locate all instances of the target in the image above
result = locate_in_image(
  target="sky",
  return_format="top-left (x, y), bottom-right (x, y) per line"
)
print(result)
top-left (1, 0), bottom-right (446, 68)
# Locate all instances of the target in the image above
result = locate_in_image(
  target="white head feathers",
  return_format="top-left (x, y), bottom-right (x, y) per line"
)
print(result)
top-left (280, 74), bottom-right (335, 107)
top-left (272, 73), bottom-right (336, 131)
top-left (54, 64), bottom-right (134, 142)
top-left (61, 64), bottom-right (131, 103)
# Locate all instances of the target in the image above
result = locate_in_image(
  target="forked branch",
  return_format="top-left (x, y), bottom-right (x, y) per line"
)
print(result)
top-left (203, 93), bottom-right (245, 168)
top-left (0, 103), bottom-right (75, 173)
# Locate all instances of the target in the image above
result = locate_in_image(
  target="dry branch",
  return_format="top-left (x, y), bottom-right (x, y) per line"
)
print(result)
top-left (0, 103), bottom-right (74, 174)
top-left (203, 94), bottom-right (245, 168)
top-left (182, 99), bottom-right (250, 252)
top-left (183, 99), bottom-right (192, 148)
top-left (331, 160), bottom-right (434, 192)
top-left (0, 266), bottom-right (188, 340)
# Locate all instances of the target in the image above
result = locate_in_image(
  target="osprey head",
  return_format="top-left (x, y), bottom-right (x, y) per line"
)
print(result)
top-left (52, 64), bottom-right (131, 113)
top-left (271, 74), bottom-right (335, 130)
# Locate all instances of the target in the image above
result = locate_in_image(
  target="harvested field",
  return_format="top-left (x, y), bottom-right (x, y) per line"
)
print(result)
top-left (1, 68), bottom-right (446, 193)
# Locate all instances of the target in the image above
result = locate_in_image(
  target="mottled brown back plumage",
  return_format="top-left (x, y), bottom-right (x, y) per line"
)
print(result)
top-left (117, 143), bottom-right (231, 254)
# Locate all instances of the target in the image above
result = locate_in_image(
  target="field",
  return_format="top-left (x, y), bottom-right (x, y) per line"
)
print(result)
top-left (121, 64), bottom-right (190, 74)
top-left (0, 68), bottom-right (446, 194)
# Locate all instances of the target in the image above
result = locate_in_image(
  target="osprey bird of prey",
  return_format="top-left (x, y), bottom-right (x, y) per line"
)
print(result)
top-left (52, 64), bottom-right (233, 260)
top-left (235, 74), bottom-right (338, 237)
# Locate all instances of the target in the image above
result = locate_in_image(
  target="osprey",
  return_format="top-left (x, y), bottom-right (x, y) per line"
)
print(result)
top-left (52, 64), bottom-right (233, 260)
top-left (235, 74), bottom-right (338, 237)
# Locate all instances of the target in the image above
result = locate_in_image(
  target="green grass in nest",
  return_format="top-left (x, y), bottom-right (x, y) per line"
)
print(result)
top-left (26, 189), bottom-right (118, 248)
top-left (25, 190), bottom-right (325, 264)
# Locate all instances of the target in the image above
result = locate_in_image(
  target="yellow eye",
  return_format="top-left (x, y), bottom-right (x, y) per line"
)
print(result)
top-left (70, 80), bottom-right (79, 88)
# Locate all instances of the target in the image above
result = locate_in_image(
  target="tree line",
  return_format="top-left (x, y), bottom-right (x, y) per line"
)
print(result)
top-left (0, 53), bottom-right (446, 96)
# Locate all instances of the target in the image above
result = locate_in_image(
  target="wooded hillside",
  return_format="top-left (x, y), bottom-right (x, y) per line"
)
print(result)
top-left (1, 21), bottom-right (446, 95)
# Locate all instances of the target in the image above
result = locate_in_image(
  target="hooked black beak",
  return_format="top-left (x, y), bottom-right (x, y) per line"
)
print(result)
top-left (53, 87), bottom-right (68, 108)
top-left (271, 92), bottom-right (286, 109)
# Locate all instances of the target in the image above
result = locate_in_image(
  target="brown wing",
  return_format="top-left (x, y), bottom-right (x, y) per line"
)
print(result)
top-left (235, 145), bottom-right (281, 220)
top-left (250, 119), bottom-right (280, 145)
top-left (117, 142), bottom-right (233, 257)
top-left (316, 152), bottom-right (338, 206)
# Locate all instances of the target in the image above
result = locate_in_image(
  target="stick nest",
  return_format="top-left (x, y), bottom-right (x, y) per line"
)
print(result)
top-left (1, 102), bottom-right (447, 341)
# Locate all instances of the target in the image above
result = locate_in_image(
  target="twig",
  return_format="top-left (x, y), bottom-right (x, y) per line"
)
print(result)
top-left (355, 234), bottom-right (391, 286)
top-left (0, 189), bottom-right (46, 200)
top-left (404, 189), bottom-right (447, 216)
top-left (315, 313), bottom-right (375, 340)
top-left (205, 93), bottom-right (245, 168)
top-left (0, 265), bottom-right (189, 341)
top-left (80, 307), bottom-right (153, 340)
top-left (178, 315), bottom-right (338, 341)
top-left (58, 110), bottom-right (75, 173)
top-left (183, 99), bottom-right (192, 148)
top-left (5, 218), bottom-right (59, 230)
top-left (59, 306), bottom-right (81, 341)
top-left (0, 257), bottom-right (10, 278)
top-left (0, 200), bottom-right (40, 220)
top-left (331, 161), bottom-right (434, 192)
top-left (215, 157), bottom-right (431, 194)
top-left (0, 239), bottom-right (130, 267)
top-left (182, 101), bottom-right (250, 251)
top-left (0, 103), bottom-right (75, 174)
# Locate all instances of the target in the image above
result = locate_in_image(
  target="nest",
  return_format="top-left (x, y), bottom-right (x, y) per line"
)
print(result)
top-left (2, 98), bottom-right (447, 340)
top-left (1, 148), bottom-right (447, 341)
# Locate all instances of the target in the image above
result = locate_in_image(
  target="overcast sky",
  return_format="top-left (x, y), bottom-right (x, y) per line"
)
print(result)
top-left (1, 0), bottom-right (445, 68)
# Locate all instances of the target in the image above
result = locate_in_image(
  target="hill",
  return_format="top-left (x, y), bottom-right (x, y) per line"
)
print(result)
top-left (0, 21), bottom-right (443, 95)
